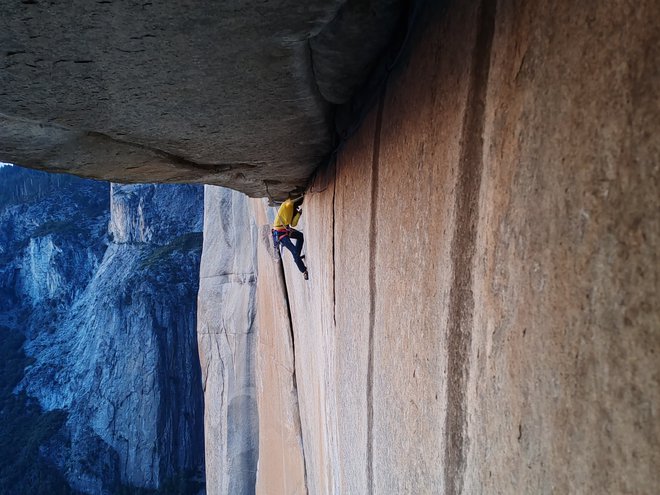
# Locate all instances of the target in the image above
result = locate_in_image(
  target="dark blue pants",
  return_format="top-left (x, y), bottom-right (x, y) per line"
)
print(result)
top-left (273, 229), bottom-right (307, 273)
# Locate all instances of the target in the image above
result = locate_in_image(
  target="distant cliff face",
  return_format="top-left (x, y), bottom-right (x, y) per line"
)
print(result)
top-left (3, 0), bottom-right (658, 493)
top-left (0, 168), bottom-right (109, 335)
top-left (0, 168), bottom-right (206, 494)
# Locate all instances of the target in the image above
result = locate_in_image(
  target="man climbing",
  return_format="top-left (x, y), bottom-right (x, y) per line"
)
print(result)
top-left (272, 196), bottom-right (308, 280)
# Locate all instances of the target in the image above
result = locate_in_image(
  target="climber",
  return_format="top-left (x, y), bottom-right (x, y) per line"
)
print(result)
top-left (272, 196), bottom-right (308, 280)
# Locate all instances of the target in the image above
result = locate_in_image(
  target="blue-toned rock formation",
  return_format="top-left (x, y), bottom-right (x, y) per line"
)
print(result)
top-left (2, 0), bottom-right (659, 493)
top-left (0, 166), bottom-right (205, 494)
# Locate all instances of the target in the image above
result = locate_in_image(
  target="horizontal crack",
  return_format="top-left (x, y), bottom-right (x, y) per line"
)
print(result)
top-left (82, 129), bottom-right (259, 174)
top-left (0, 108), bottom-right (263, 181)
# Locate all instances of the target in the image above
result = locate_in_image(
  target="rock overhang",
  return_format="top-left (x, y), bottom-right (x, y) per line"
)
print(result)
top-left (0, 0), bottom-right (406, 199)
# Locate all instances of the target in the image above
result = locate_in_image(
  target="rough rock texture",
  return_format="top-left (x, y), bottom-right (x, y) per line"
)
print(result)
top-left (197, 186), bottom-right (260, 495)
top-left (0, 0), bottom-right (404, 198)
top-left (251, 201), bottom-right (306, 495)
top-left (6, 0), bottom-right (658, 492)
top-left (264, 0), bottom-right (660, 493)
top-left (198, 0), bottom-right (659, 491)
top-left (198, 190), bottom-right (308, 495)
top-left (310, 0), bottom-right (404, 104)
top-left (0, 169), bottom-right (109, 327)
top-left (0, 172), bottom-right (206, 493)
top-left (463, 1), bottom-right (660, 492)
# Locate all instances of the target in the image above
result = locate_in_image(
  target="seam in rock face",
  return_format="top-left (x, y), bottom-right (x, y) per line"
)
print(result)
top-left (306, 0), bottom-right (346, 105)
top-left (332, 162), bottom-right (338, 328)
top-left (85, 131), bottom-right (255, 173)
top-left (276, 253), bottom-right (310, 492)
top-left (199, 272), bottom-right (256, 282)
top-left (307, 38), bottom-right (328, 107)
top-left (443, 1), bottom-right (496, 494)
top-left (367, 85), bottom-right (386, 495)
top-left (278, 259), bottom-right (297, 375)
top-left (0, 112), bottom-right (256, 175)
top-left (202, 340), bottom-right (211, 394)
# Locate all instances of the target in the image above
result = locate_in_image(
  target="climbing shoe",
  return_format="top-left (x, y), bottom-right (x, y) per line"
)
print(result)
top-left (303, 271), bottom-right (309, 280)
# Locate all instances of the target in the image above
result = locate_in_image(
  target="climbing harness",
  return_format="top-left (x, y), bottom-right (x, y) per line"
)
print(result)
top-left (272, 227), bottom-right (290, 245)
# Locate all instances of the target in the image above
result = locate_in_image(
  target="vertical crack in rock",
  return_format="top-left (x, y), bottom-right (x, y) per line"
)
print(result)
top-left (367, 85), bottom-right (387, 494)
top-left (278, 258), bottom-right (297, 379)
top-left (202, 332), bottom-right (212, 394)
top-left (332, 162), bottom-right (338, 328)
top-left (443, 1), bottom-right (496, 495)
top-left (277, 255), bottom-right (309, 491)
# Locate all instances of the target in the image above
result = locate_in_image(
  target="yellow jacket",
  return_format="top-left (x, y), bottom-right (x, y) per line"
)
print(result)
top-left (273, 199), bottom-right (301, 229)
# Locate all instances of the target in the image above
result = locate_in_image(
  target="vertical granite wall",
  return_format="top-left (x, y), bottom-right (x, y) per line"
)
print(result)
top-left (252, 201), bottom-right (307, 495)
top-left (197, 187), bottom-right (260, 495)
top-left (270, 0), bottom-right (659, 493)
top-left (200, 0), bottom-right (659, 493)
